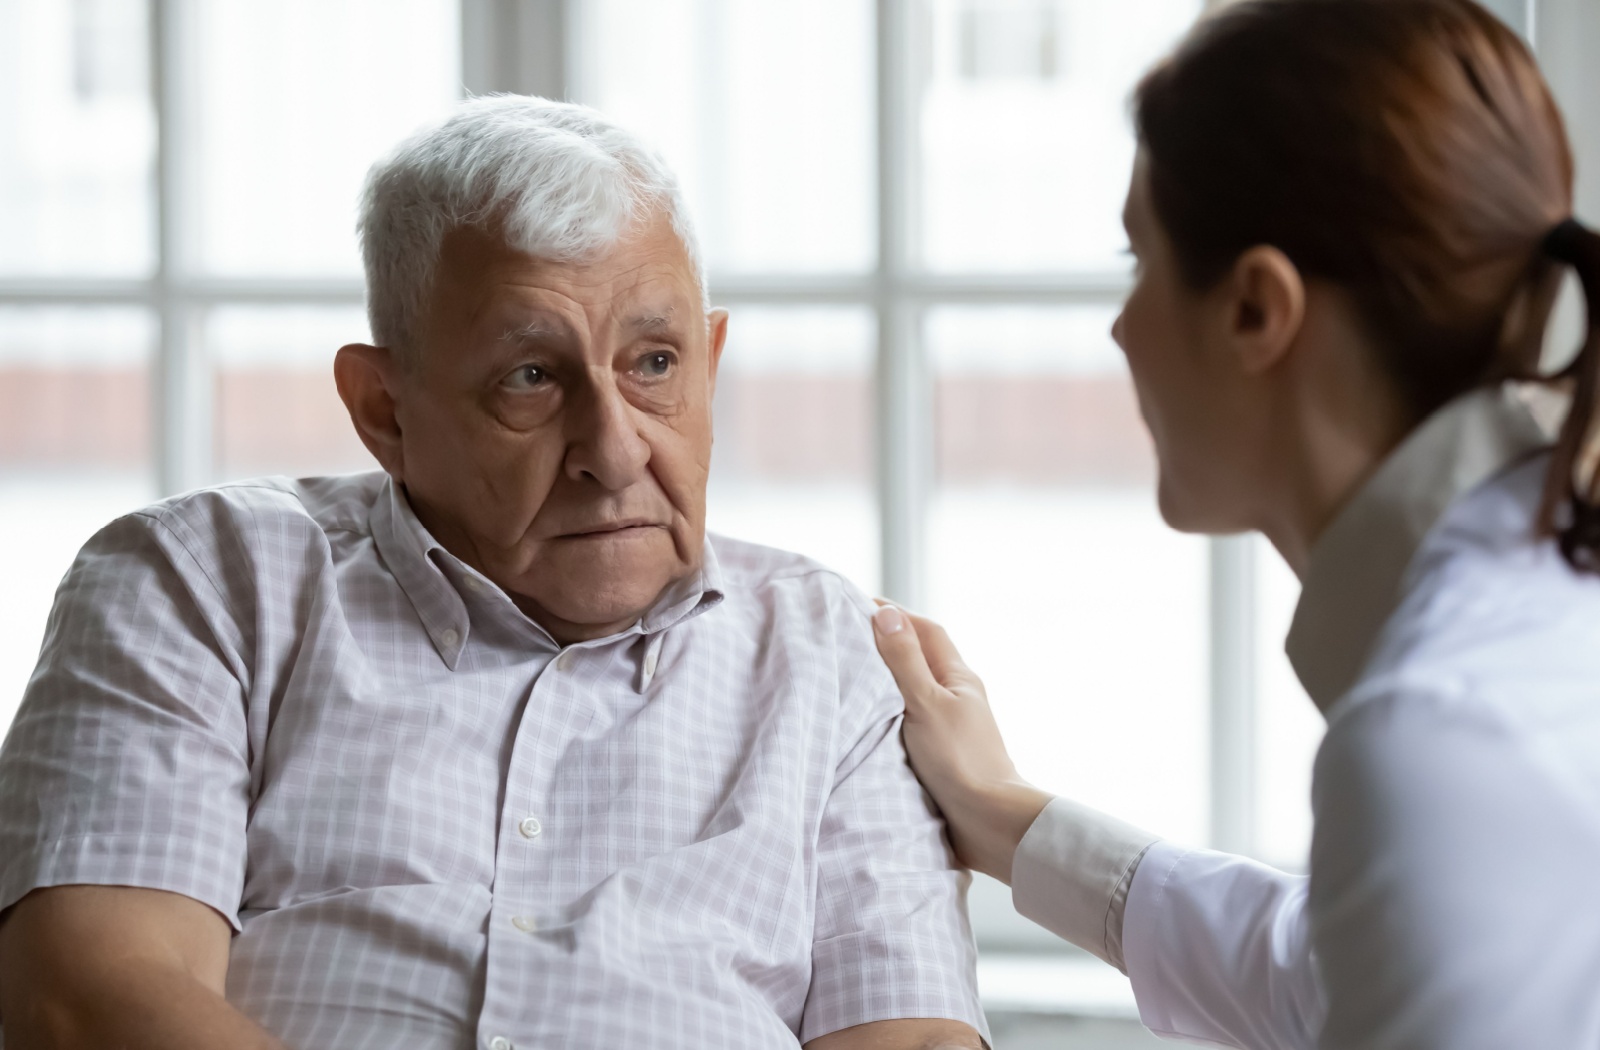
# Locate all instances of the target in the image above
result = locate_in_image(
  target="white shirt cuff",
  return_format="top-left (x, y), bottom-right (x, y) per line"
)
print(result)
top-left (1009, 796), bottom-right (1159, 972)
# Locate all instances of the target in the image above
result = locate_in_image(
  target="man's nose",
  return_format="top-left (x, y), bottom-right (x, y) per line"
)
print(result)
top-left (1110, 310), bottom-right (1127, 352)
top-left (563, 381), bottom-right (651, 491)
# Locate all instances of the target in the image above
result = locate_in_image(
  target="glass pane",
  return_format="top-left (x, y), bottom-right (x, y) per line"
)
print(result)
top-left (927, 305), bottom-right (1209, 842)
top-left (210, 306), bottom-right (377, 480)
top-left (707, 306), bottom-right (878, 593)
top-left (0, 306), bottom-right (157, 734)
top-left (1255, 539), bottom-right (1324, 870)
top-left (577, 0), bottom-right (875, 275)
top-left (0, 0), bottom-right (155, 277)
top-left (192, 0), bottom-right (460, 277)
top-left (914, 0), bottom-right (1201, 273)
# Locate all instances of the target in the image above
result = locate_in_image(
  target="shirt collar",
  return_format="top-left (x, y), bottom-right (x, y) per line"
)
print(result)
top-left (1286, 384), bottom-right (1553, 712)
top-left (639, 539), bottom-right (726, 635)
top-left (370, 476), bottom-right (473, 667)
top-left (370, 476), bottom-right (725, 670)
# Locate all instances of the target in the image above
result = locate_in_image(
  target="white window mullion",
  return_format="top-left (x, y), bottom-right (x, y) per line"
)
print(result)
top-left (153, 0), bottom-right (210, 496)
top-left (463, 0), bottom-right (569, 99)
top-left (1208, 534), bottom-right (1257, 855)
top-left (876, 0), bottom-right (931, 607)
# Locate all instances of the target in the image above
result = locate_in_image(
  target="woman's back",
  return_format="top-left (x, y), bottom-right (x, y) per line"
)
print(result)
top-left (1310, 393), bottom-right (1600, 1048)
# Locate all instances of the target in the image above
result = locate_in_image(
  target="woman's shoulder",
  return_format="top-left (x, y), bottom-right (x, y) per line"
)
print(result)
top-left (1314, 655), bottom-right (1600, 855)
top-left (1349, 455), bottom-right (1600, 746)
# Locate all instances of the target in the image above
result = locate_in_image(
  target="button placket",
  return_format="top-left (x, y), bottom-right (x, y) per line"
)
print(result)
top-left (639, 632), bottom-right (666, 691)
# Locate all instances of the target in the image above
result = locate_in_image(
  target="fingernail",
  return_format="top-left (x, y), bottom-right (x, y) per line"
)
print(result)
top-left (873, 604), bottom-right (905, 634)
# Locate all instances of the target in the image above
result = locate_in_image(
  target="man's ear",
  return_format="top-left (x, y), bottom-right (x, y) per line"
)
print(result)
top-left (706, 308), bottom-right (730, 392)
top-left (334, 343), bottom-right (407, 480)
top-left (1223, 245), bottom-right (1306, 376)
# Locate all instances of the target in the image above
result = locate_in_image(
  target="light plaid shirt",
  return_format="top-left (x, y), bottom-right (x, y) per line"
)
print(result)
top-left (0, 472), bottom-right (985, 1049)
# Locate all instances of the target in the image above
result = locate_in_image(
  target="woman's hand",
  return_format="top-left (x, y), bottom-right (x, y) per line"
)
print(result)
top-left (871, 604), bottom-right (1054, 884)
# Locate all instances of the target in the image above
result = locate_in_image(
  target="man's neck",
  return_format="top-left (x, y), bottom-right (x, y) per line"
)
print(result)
top-left (509, 592), bottom-right (643, 646)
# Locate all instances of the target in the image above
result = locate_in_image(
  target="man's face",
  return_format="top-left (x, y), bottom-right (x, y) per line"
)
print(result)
top-left (384, 214), bottom-right (727, 642)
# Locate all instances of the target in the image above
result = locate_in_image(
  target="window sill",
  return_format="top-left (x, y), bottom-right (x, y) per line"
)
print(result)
top-left (978, 951), bottom-right (1140, 1020)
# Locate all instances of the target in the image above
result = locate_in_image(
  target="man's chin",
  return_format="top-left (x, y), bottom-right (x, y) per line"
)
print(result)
top-left (511, 577), bottom-right (684, 643)
top-left (501, 531), bottom-right (700, 642)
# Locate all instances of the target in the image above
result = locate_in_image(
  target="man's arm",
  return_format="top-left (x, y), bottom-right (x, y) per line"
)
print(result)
top-left (803, 1018), bottom-right (984, 1049)
top-left (0, 886), bottom-right (285, 1050)
top-left (0, 511), bottom-right (262, 1046)
top-left (798, 586), bottom-right (990, 1046)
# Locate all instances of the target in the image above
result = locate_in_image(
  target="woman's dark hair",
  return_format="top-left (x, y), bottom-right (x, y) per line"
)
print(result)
top-left (1134, 0), bottom-right (1600, 572)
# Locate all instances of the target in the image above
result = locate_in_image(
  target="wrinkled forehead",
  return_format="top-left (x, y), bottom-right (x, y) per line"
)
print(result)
top-left (429, 216), bottom-right (705, 339)
top-left (496, 302), bottom-right (691, 349)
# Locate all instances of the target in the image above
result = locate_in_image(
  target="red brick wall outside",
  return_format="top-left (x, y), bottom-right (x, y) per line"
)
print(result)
top-left (938, 374), bottom-right (1154, 484)
top-left (716, 371), bottom-right (1154, 484)
top-left (0, 367), bottom-right (150, 468)
top-left (214, 368), bottom-right (374, 476)
top-left (1, 366), bottom-right (1155, 486)
top-left (714, 372), bottom-right (876, 481)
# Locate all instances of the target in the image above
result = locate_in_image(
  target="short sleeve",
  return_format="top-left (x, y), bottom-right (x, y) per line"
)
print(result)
top-left (0, 511), bottom-right (253, 930)
top-left (800, 586), bottom-right (988, 1045)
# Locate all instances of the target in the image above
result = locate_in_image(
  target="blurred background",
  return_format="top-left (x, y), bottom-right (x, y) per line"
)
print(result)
top-left (1, 1), bottom-right (1595, 1046)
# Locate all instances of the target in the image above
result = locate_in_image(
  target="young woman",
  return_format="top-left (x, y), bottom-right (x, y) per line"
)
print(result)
top-left (871, 1), bottom-right (1600, 1046)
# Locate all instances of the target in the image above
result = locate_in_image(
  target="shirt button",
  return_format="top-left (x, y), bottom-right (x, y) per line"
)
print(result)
top-left (643, 650), bottom-right (659, 677)
top-left (463, 577), bottom-right (482, 593)
top-left (488, 1037), bottom-right (513, 1050)
top-left (511, 914), bottom-right (538, 933)
top-left (440, 628), bottom-right (459, 648)
top-left (518, 816), bottom-right (542, 839)
top-left (555, 650), bottom-right (575, 672)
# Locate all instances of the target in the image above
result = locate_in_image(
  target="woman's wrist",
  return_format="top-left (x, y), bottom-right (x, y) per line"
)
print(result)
top-left (942, 779), bottom-right (1054, 884)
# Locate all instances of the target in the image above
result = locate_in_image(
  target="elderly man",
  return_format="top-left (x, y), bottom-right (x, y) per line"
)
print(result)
top-left (0, 97), bottom-right (986, 1050)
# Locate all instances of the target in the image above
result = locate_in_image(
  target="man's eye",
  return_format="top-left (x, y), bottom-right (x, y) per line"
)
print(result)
top-left (637, 351), bottom-right (675, 378)
top-left (500, 365), bottom-right (547, 391)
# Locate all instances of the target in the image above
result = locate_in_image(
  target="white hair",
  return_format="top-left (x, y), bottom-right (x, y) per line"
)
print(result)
top-left (358, 94), bottom-right (707, 358)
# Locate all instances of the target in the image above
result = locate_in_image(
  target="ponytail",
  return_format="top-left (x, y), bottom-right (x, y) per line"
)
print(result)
top-left (1539, 219), bottom-right (1600, 573)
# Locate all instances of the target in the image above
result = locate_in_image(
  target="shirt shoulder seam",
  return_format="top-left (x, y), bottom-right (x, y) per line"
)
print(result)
top-left (129, 508), bottom-right (234, 612)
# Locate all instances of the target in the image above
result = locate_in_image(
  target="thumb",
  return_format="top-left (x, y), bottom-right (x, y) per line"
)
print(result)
top-left (871, 604), bottom-right (946, 715)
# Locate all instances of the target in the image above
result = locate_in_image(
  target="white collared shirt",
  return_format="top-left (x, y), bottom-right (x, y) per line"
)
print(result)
top-left (0, 472), bottom-right (986, 1049)
top-left (1011, 386), bottom-right (1600, 1048)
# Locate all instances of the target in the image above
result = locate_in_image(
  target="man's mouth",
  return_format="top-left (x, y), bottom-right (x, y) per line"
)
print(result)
top-left (561, 519), bottom-right (664, 538)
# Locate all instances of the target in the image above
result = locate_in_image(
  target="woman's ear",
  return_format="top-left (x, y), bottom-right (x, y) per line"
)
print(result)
top-left (334, 343), bottom-right (407, 480)
top-left (1224, 245), bottom-right (1307, 375)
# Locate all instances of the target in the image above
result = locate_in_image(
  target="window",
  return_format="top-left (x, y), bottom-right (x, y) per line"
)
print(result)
top-left (0, 0), bottom-right (460, 726)
top-left (955, 1), bottom-right (1063, 82)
